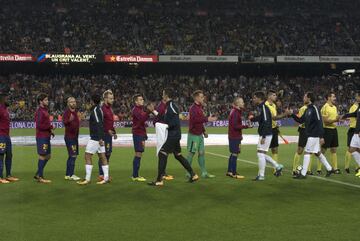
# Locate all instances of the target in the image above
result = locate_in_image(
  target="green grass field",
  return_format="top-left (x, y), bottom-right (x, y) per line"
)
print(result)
top-left (2, 127), bottom-right (360, 241)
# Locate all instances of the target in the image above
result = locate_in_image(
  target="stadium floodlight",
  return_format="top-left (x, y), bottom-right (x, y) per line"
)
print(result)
top-left (342, 69), bottom-right (356, 75)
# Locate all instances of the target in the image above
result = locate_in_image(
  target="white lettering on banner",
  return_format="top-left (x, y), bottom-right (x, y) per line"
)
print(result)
top-left (277, 55), bottom-right (360, 63)
top-left (277, 56), bottom-right (320, 63)
top-left (0, 54), bottom-right (34, 62)
top-left (319, 56), bottom-right (360, 63)
top-left (253, 56), bottom-right (275, 63)
top-left (159, 55), bottom-right (238, 63)
top-left (45, 54), bottom-right (96, 63)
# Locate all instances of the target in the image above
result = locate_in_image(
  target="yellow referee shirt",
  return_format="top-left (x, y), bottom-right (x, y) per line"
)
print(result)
top-left (321, 103), bottom-right (338, 129)
top-left (349, 103), bottom-right (358, 128)
top-left (265, 101), bottom-right (277, 128)
top-left (298, 105), bottom-right (308, 128)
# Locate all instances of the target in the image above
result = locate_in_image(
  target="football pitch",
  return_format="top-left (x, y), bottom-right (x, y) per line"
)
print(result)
top-left (2, 127), bottom-right (359, 241)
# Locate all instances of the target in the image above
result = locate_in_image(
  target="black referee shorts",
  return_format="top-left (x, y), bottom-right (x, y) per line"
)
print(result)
top-left (297, 127), bottom-right (308, 148)
top-left (322, 128), bottom-right (339, 148)
top-left (161, 138), bottom-right (182, 154)
top-left (347, 128), bottom-right (355, 147)
top-left (269, 127), bottom-right (279, 148)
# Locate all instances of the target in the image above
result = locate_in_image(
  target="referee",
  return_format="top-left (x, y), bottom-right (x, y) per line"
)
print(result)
top-left (148, 88), bottom-right (199, 186)
top-left (292, 103), bottom-right (314, 176)
top-left (342, 91), bottom-right (360, 173)
top-left (265, 90), bottom-right (290, 170)
top-left (320, 92), bottom-right (341, 174)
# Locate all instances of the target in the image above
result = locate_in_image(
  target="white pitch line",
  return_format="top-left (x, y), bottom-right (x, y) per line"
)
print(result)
top-left (206, 151), bottom-right (360, 190)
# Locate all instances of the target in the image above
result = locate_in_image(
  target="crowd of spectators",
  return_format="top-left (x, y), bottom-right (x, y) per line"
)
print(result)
top-left (1, 0), bottom-right (360, 56)
top-left (1, 73), bottom-right (358, 121)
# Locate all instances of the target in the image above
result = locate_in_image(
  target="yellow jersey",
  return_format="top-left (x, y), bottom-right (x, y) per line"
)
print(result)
top-left (265, 100), bottom-right (277, 128)
top-left (321, 102), bottom-right (338, 129)
top-left (298, 105), bottom-right (308, 128)
top-left (349, 103), bottom-right (358, 128)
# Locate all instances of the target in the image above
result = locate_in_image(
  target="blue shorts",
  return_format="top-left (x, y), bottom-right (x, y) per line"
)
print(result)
top-left (133, 135), bottom-right (146, 153)
top-left (104, 134), bottom-right (113, 154)
top-left (36, 137), bottom-right (51, 155)
top-left (65, 138), bottom-right (79, 156)
top-left (229, 138), bottom-right (241, 154)
top-left (0, 136), bottom-right (12, 155)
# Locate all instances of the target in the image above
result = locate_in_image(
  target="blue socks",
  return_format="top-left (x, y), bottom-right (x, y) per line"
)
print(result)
top-left (132, 156), bottom-right (141, 177)
top-left (0, 154), bottom-right (4, 178)
top-left (228, 154), bottom-right (237, 174)
top-left (5, 157), bottom-right (12, 177)
top-left (66, 156), bottom-right (76, 176)
top-left (37, 159), bottom-right (47, 177)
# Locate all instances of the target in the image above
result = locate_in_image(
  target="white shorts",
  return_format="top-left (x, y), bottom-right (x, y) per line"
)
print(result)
top-left (350, 134), bottom-right (360, 149)
top-left (305, 137), bottom-right (320, 153)
top-left (85, 139), bottom-right (106, 154)
top-left (257, 135), bottom-right (273, 152)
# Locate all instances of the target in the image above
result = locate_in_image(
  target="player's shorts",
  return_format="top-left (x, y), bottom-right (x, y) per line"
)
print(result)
top-left (229, 138), bottom-right (241, 154)
top-left (257, 135), bottom-right (273, 152)
top-left (104, 134), bottom-right (113, 154)
top-left (347, 128), bottom-right (355, 147)
top-left (350, 133), bottom-right (360, 149)
top-left (0, 136), bottom-right (12, 154)
top-left (187, 133), bottom-right (205, 153)
top-left (269, 128), bottom-right (279, 148)
top-left (36, 137), bottom-right (51, 155)
top-left (85, 139), bottom-right (106, 154)
top-left (304, 137), bottom-right (321, 154)
top-left (322, 128), bottom-right (338, 148)
top-left (161, 138), bottom-right (182, 154)
top-left (65, 138), bottom-right (79, 156)
top-left (133, 135), bottom-right (146, 153)
top-left (297, 127), bottom-right (308, 148)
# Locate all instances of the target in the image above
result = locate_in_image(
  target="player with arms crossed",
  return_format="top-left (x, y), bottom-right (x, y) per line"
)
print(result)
top-left (63, 96), bottom-right (81, 181)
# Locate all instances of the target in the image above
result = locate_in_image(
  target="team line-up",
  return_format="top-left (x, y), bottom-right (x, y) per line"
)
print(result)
top-left (0, 88), bottom-right (360, 186)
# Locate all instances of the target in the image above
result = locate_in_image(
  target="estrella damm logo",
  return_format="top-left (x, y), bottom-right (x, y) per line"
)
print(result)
top-left (42, 144), bottom-right (48, 150)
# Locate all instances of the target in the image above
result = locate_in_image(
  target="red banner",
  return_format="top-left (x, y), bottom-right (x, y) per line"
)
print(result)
top-left (0, 54), bottom-right (35, 62)
top-left (104, 55), bottom-right (158, 63)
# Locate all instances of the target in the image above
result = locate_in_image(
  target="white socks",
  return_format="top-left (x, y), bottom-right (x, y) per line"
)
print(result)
top-left (317, 153), bottom-right (332, 171)
top-left (257, 153), bottom-right (266, 177)
top-left (264, 155), bottom-right (279, 169)
top-left (301, 154), bottom-right (311, 176)
top-left (102, 165), bottom-right (109, 181)
top-left (85, 164), bottom-right (93, 181)
top-left (351, 151), bottom-right (360, 166)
